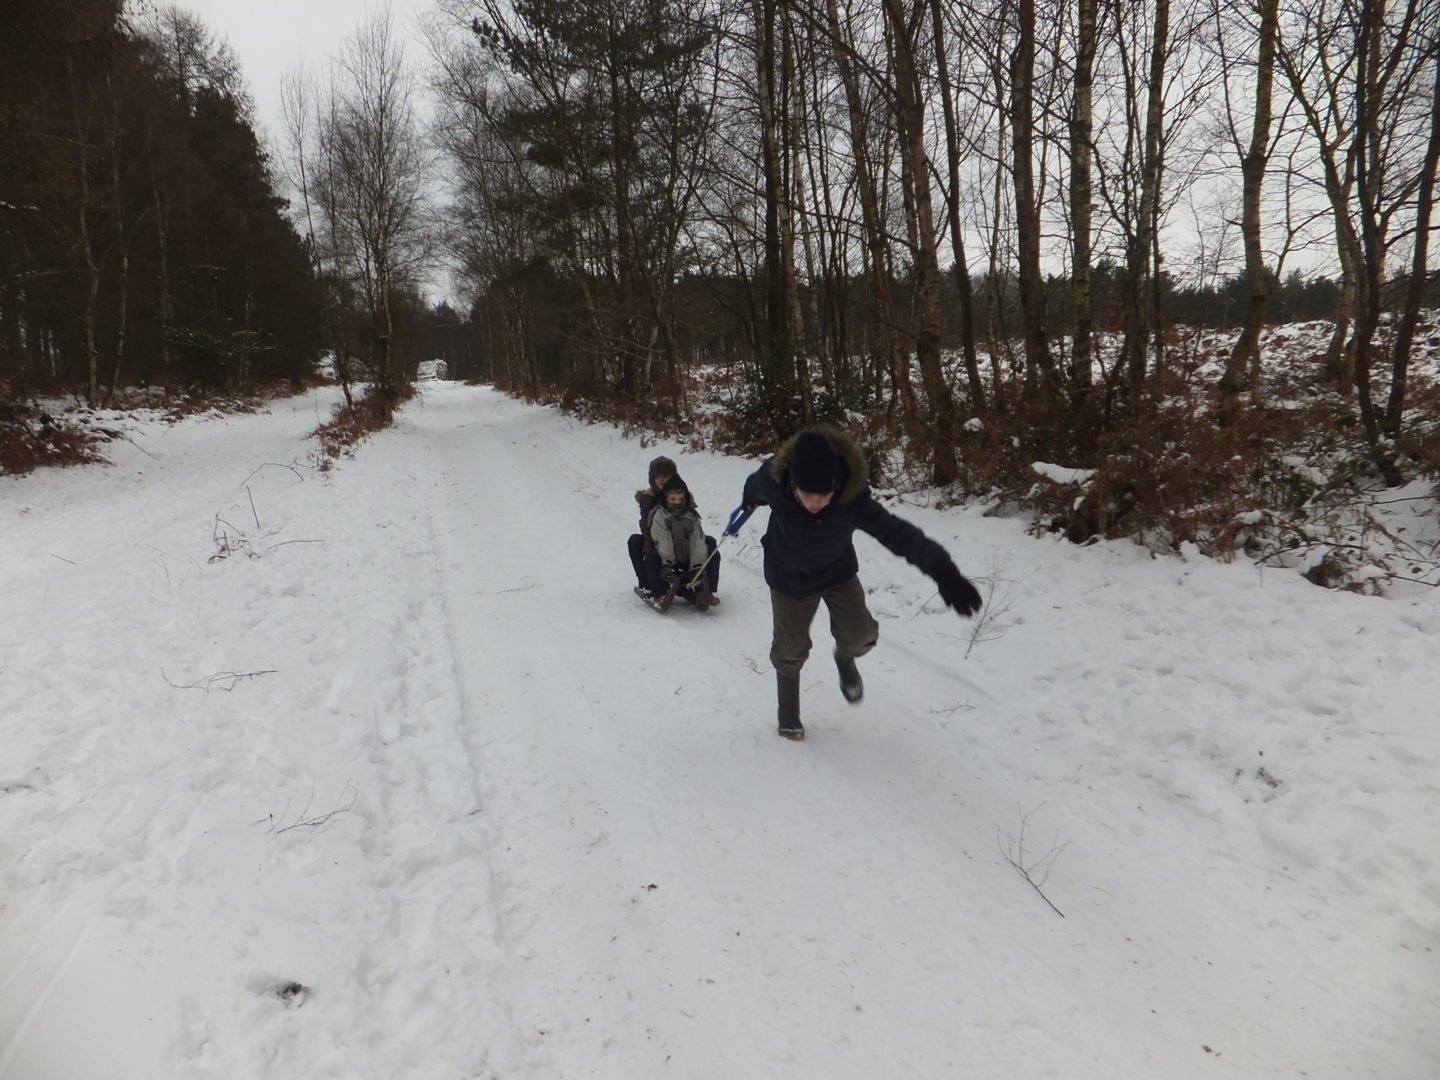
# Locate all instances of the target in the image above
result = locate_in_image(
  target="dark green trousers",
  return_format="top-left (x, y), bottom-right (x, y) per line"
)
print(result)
top-left (769, 574), bottom-right (879, 677)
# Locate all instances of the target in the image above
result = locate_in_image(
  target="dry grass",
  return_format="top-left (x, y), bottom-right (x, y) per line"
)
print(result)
top-left (313, 383), bottom-right (415, 467)
top-left (604, 318), bottom-right (1440, 592)
top-left (0, 401), bottom-right (105, 475)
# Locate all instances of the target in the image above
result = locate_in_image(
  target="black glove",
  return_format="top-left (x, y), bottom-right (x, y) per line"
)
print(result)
top-left (934, 563), bottom-right (982, 617)
top-left (662, 564), bottom-right (683, 585)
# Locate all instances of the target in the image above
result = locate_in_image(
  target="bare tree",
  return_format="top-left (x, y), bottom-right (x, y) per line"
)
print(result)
top-left (1067, 0), bottom-right (1099, 406)
top-left (821, 0), bottom-right (913, 419)
top-left (1010, 0), bottom-right (1060, 395)
top-left (1121, 0), bottom-right (1169, 398)
top-left (880, 0), bottom-right (959, 483)
top-left (282, 65), bottom-right (359, 407)
top-left (313, 7), bottom-right (430, 397)
top-left (1277, 0), bottom-right (1431, 476)
top-left (752, 0), bottom-right (796, 412)
top-left (1088, 0), bottom-right (1215, 407)
top-left (1217, 0), bottom-right (1282, 420)
top-left (430, 0), bottom-right (718, 403)
top-left (928, 0), bottom-right (985, 412)
top-left (1386, 29), bottom-right (1440, 435)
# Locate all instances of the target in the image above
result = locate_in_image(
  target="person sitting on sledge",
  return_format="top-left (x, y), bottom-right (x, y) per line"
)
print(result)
top-left (628, 455), bottom-right (678, 595)
top-left (643, 475), bottom-right (721, 611)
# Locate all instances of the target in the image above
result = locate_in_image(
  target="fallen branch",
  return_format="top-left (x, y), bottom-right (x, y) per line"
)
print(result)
top-left (998, 805), bottom-right (1068, 918)
top-left (241, 461), bottom-right (305, 487)
top-left (210, 512), bottom-right (254, 562)
top-left (254, 782), bottom-right (358, 834)
top-left (162, 668), bottom-right (277, 692)
top-left (964, 551), bottom-right (1026, 659)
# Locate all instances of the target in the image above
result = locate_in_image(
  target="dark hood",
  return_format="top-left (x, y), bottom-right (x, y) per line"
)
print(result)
top-left (659, 473), bottom-right (695, 514)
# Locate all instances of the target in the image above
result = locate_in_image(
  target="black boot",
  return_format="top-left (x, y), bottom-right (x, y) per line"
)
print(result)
top-left (835, 652), bottom-right (863, 704)
top-left (777, 672), bottom-right (804, 741)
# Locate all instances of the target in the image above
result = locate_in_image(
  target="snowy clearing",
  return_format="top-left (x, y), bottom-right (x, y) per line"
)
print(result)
top-left (2, 381), bottom-right (1437, 1079)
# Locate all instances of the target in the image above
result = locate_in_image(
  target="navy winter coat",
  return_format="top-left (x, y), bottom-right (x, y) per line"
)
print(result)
top-left (742, 426), bottom-right (959, 598)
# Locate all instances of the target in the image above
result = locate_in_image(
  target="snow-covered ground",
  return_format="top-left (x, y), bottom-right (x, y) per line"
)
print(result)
top-left (2, 381), bottom-right (1437, 1079)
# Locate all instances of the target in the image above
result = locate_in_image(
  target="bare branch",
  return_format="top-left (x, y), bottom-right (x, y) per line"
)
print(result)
top-left (998, 805), bottom-right (1068, 918)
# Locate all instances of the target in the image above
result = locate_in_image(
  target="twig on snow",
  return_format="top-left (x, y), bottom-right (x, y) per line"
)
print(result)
top-left (964, 552), bottom-right (1026, 658)
top-left (254, 781), bottom-right (359, 834)
top-left (162, 668), bottom-right (277, 692)
top-left (275, 783), bottom-right (358, 834)
top-left (124, 434), bottom-right (157, 460)
top-left (241, 461), bottom-right (305, 487)
top-left (998, 805), bottom-right (1068, 918)
top-left (210, 512), bottom-right (255, 561)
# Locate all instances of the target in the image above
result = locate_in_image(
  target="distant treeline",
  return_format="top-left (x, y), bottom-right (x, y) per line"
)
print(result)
top-left (0, 2), bottom-right (329, 402)
top-left (450, 261), bottom-right (1421, 387)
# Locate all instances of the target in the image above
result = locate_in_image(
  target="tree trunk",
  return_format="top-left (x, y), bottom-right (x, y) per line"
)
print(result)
top-left (1218, 0), bottom-right (1280, 423)
top-left (984, 149), bottom-right (1010, 410)
top-left (1010, 0), bottom-right (1058, 395)
top-left (1122, 0), bottom-right (1169, 401)
top-left (1068, 0), bottom-right (1097, 406)
top-left (610, 61), bottom-right (639, 397)
top-left (928, 0), bottom-right (985, 413)
top-left (781, 7), bottom-right (812, 423)
top-left (824, 0), bottom-right (908, 418)
top-left (104, 79), bottom-right (128, 406)
top-left (1323, 249), bottom-right (1357, 384)
top-left (751, 0), bottom-right (792, 424)
top-left (78, 164), bottom-right (102, 405)
top-left (150, 165), bottom-right (173, 389)
top-left (1349, 0), bottom-right (1400, 482)
top-left (1384, 18), bottom-right (1440, 435)
top-left (884, 0), bottom-right (958, 485)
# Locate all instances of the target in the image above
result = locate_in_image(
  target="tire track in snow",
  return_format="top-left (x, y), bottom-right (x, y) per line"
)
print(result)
top-left (288, 402), bottom-right (528, 1079)
top-left (409, 391), bottom-right (811, 1073)
top-left (0, 897), bottom-right (99, 1079)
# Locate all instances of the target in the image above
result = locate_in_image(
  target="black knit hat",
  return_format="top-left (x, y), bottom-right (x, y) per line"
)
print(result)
top-left (660, 474), bottom-right (690, 508)
top-left (649, 455), bottom-right (678, 482)
top-left (789, 431), bottom-right (840, 493)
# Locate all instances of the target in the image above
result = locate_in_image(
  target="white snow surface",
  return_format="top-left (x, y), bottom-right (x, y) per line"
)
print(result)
top-left (1030, 462), bottom-right (1097, 487)
top-left (2, 382), bottom-right (1437, 1079)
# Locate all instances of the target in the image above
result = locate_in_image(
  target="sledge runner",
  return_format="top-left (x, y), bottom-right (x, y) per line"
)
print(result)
top-left (730, 426), bottom-right (981, 740)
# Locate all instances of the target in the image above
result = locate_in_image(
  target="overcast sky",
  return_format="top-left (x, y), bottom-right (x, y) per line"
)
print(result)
top-left (174, 0), bottom-right (436, 143)
top-left (172, 0), bottom-right (455, 301)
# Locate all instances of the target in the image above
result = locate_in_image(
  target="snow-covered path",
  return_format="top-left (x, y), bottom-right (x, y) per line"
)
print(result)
top-left (2, 382), bottom-right (1436, 1079)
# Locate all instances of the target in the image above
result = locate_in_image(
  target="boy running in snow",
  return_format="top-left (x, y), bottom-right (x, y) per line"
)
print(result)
top-left (644, 476), bottom-right (721, 611)
top-left (736, 426), bottom-right (981, 739)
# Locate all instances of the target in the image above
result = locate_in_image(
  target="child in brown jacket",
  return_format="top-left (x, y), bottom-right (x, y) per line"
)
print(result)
top-left (627, 455), bottom-right (677, 593)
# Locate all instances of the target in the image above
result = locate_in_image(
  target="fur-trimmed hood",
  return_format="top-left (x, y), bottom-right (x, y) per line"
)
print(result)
top-left (742, 425), bottom-right (954, 598)
top-left (767, 425), bottom-right (868, 505)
